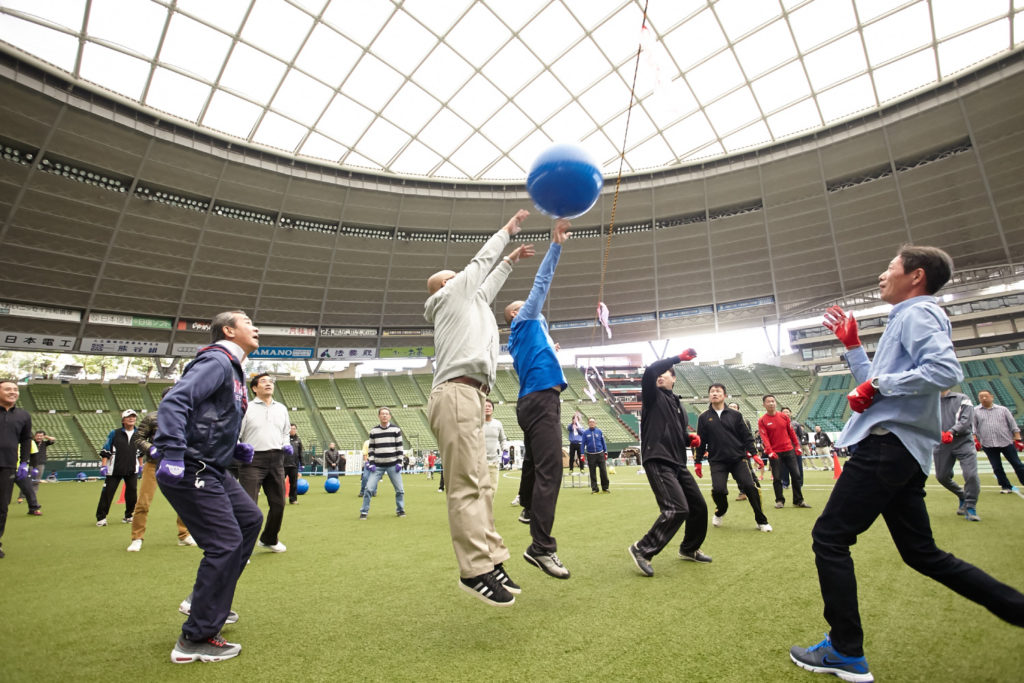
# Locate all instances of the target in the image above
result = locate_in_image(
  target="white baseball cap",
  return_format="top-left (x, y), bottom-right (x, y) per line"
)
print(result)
top-left (121, 409), bottom-right (138, 418)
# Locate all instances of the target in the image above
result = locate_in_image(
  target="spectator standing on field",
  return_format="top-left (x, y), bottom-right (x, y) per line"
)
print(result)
top-left (360, 407), bottom-right (406, 520)
top-left (581, 418), bottom-right (609, 494)
top-left (971, 389), bottom-right (1024, 494)
top-left (95, 409), bottom-right (142, 527)
top-left (758, 396), bottom-right (809, 510)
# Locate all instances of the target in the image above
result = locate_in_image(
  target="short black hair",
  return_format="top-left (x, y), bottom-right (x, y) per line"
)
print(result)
top-left (709, 383), bottom-right (727, 394)
top-left (250, 372), bottom-right (271, 392)
top-left (762, 394), bottom-right (775, 403)
top-left (898, 245), bottom-right (953, 295)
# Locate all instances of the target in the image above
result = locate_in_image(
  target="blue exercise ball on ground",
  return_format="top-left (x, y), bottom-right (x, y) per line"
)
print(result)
top-left (526, 143), bottom-right (603, 219)
top-left (296, 478), bottom-right (309, 495)
top-left (324, 477), bottom-right (340, 493)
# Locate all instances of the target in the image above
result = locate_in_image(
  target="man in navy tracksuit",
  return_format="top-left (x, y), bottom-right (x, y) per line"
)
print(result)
top-left (581, 418), bottom-right (609, 493)
top-left (153, 311), bottom-right (263, 663)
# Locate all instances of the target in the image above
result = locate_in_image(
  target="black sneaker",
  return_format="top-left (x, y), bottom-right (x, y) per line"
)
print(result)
top-left (458, 573), bottom-right (515, 607)
top-left (518, 508), bottom-right (531, 524)
top-left (524, 548), bottom-right (571, 579)
top-left (171, 634), bottom-right (241, 663)
top-left (490, 563), bottom-right (522, 594)
top-left (679, 549), bottom-right (713, 563)
top-left (628, 544), bottom-right (654, 577)
top-left (396, 511), bottom-right (406, 518)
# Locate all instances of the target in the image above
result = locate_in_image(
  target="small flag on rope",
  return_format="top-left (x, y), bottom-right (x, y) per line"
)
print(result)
top-left (597, 301), bottom-right (612, 339)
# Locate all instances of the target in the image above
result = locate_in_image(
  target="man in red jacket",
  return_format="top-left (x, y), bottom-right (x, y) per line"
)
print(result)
top-left (758, 395), bottom-right (810, 509)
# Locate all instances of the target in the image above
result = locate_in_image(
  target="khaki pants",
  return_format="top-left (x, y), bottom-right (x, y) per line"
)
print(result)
top-left (428, 382), bottom-right (510, 578)
top-left (132, 460), bottom-right (189, 542)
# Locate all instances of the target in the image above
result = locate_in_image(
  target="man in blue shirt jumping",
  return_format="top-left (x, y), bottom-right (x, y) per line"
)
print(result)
top-left (790, 246), bottom-right (1024, 683)
top-left (505, 218), bottom-right (571, 580)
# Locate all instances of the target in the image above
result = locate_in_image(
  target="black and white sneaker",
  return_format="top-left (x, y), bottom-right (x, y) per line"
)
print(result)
top-left (458, 573), bottom-right (515, 607)
top-left (524, 548), bottom-right (570, 579)
top-left (171, 634), bottom-right (241, 663)
top-left (628, 544), bottom-right (654, 577)
top-left (490, 563), bottom-right (522, 594)
top-left (518, 508), bottom-right (531, 524)
top-left (679, 549), bottom-right (713, 563)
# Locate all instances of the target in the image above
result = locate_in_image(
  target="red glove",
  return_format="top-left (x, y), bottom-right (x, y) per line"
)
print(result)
top-left (794, 447), bottom-right (802, 456)
top-left (678, 348), bottom-right (697, 362)
top-left (847, 379), bottom-right (877, 413)
top-left (941, 431), bottom-right (953, 444)
top-left (767, 451), bottom-right (778, 460)
top-left (694, 462), bottom-right (703, 478)
top-left (688, 433), bottom-right (701, 449)
top-left (974, 436), bottom-right (982, 451)
top-left (752, 453), bottom-right (765, 468)
top-left (1015, 440), bottom-right (1024, 452)
top-left (823, 305), bottom-right (861, 349)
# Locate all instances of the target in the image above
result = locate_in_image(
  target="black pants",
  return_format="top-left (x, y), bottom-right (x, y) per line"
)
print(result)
top-left (711, 458), bottom-right (766, 525)
top-left (981, 444), bottom-right (1024, 490)
top-left (568, 442), bottom-right (582, 471)
top-left (238, 450), bottom-right (286, 546)
top-left (586, 452), bottom-right (609, 492)
top-left (96, 473), bottom-right (138, 521)
top-left (771, 450), bottom-right (804, 504)
top-left (812, 433), bottom-right (1024, 657)
top-left (159, 461), bottom-right (262, 641)
top-left (517, 389), bottom-right (563, 554)
top-left (284, 465), bottom-right (299, 503)
top-left (635, 459), bottom-right (708, 559)
top-left (0, 467), bottom-right (34, 549)
top-left (13, 470), bottom-right (39, 511)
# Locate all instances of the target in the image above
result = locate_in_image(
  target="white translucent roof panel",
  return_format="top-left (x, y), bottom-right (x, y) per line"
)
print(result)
top-left (1, 0), bottom-right (1020, 181)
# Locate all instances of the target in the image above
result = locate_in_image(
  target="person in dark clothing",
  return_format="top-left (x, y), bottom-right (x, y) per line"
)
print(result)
top-left (696, 384), bottom-right (771, 532)
top-left (95, 410), bottom-right (142, 526)
top-left (30, 430), bottom-right (55, 495)
top-left (1, 378), bottom-right (40, 557)
top-left (581, 418), bottom-right (609, 493)
top-left (566, 413), bottom-right (585, 473)
top-left (152, 310), bottom-right (263, 663)
top-left (627, 350), bottom-right (709, 578)
top-left (285, 424), bottom-right (303, 504)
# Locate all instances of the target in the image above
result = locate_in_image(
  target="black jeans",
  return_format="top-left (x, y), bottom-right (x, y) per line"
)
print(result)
top-left (284, 465), bottom-right (299, 502)
top-left (771, 450), bottom-right (804, 504)
top-left (812, 433), bottom-right (1024, 657)
top-left (981, 444), bottom-right (1024, 490)
top-left (710, 458), bottom-right (766, 525)
top-left (96, 473), bottom-right (137, 521)
top-left (238, 450), bottom-right (286, 546)
top-left (586, 452), bottom-right (609, 492)
top-left (635, 459), bottom-right (707, 559)
top-left (517, 389), bottom-right (563, 554)
top-left (568, 442), bottom-right (582, 470)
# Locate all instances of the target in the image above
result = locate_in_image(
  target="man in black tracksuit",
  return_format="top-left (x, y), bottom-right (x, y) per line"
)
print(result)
top-left (696, 384), bottom-right (771, 532)
top-left (627, 350), bottom-right (710, 577)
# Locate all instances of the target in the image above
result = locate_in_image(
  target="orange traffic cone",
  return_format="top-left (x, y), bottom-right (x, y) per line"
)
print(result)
top-left (832, 453), bottom-right (843, 479)
top-left (117, 482), bottom-right (126, 504)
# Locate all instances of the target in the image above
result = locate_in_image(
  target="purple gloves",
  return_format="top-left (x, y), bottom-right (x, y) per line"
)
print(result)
top-left (148, 445), bottom-right (159, 458)
top-left (100, 465), bottom-right (109, 476)
top-left (282, 444), bottom-right (294, 456)
top-left (30, 467), bottom-right (39, 478)
top-left (394, 463), bottom-right (402, 473)
top-left (234, 443), bottom-right (255, 464)
top-left (16, 462), bottom-right (29, 480)
top-left (156, 459), bottom-right (185, 485)
top-left (366, 462), bottom-right (377, 473)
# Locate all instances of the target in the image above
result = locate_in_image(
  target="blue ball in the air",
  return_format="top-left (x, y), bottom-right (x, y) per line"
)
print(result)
top-left (526, 143), bottom-right (603, 219)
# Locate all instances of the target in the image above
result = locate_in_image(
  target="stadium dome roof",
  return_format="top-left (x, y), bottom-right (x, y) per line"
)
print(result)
top-left (2, 0), bottom-right (1022, 182)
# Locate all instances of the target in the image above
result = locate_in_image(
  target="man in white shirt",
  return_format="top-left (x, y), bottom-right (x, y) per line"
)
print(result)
top-left (238, 373), bottom-right (290, 553)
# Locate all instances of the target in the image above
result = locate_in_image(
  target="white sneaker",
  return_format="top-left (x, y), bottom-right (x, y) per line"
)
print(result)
top-left (258, 540), bottom-right (287, 553)
top-left (510, 495), bottom-right (520, 506)
top-left (180, 598), bottom-right (239, 624)
top-left (96, 518), bottom-right (107, 527)
top-left (178, 535), bottom-right (197, 546)
top-left (758, 523), bottom-right (773, 533)
top-left (127, 539), bottom-right (143, 552)
top-left (712, 514), bottom-right (723, 527)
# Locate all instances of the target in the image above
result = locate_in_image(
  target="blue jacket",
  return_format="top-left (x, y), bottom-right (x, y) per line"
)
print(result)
top-left (567, 421), bottom-right (584, 444)
top-left (153, 345), bottom-right (248, 469)
top-left (509, 243), bottom-right (567, 398)
top-left (582, 426), bottom-right (606, 454)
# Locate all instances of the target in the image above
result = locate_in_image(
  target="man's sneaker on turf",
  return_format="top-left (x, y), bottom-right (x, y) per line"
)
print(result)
top-left (127, 539), bottom-right (143, 552)
top-left (956, 497), bottom-right (967, 515)
top-left (122, 516), bottom-right (133, 523)
top-left (27, 509), bottom-right (42, 516)
top-left (789, 634), bottom-right (873, 682)
top-left (510, 494), bottom-right (520, 506)
top-left (774, 501), bottom-right (785, 509)
top-left (795, 501), bottom-right (812, 508)
top-left (736, 493), bottom-right (747, 501)
top-left (518, 508), bottom-right (531, 524)
top-left (965, 507), bottom-right (981, 522)
top-left (171, 634), bottom-right (241, 663)
top-left (490, 563), bottom-right (522, 594)
top-left (1000, 488), bottom-right (1013, 494)
top-left (712, 514), bottom-right (723, 527)
top-left (758, 523), bottom-right (773, 533)
top-left (679, 549), bottom-right (713, 563)
top-left (396, 510), bottom-right (406, 518)
top-left (178, 535), bottom-right (197, 546)
top-left (458, 572), bottom-right (515, 607)
top-left (628, 544), bottom-right (654, 577)
top-left (96, 518), bottom-right (108, 527)
top-left (359, 513), bottom-right (367, 520)
top-left (524, 548), bottom-right (570, 579)
top-left (179, 599), bottom-right (239, 624)
top-left (257, 540), bottom-right (287, 552)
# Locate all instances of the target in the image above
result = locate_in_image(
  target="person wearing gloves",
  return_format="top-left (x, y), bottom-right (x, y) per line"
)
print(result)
top-left (285, 424), bottom-right (304, 504)
top-left (360, 406), bottom-right (405, 520)
top-left (151, 310), bottom-right (263, 663)
top-left (627, 349), bottom-right (709, 578)
top-left (566, 413), bottom-right (585, 473)
top-left (934, 390), bottom-right (981, 521)
top-left (758, 395), bottom-right (809, 510)
top-left (695, 383), bottom-right (770, 532)
top-left (95, 409), bottom-right (142, 526)
top-left (1, 378), bottom-right (40, 557)
top-left (127, 386), bottom-right (194, 551)
top-left (238, 373), bottom-right (290, 553)
top-left (581, 418), bottom-right (609, 494)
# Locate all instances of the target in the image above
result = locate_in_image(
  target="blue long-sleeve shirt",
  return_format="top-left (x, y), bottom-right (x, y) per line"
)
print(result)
top-left (581, 426), bottom-right (606, 454)
top-left (508, 242), bottom-right (567, 398)
top-left (836, 295), bottom-right (963, 474)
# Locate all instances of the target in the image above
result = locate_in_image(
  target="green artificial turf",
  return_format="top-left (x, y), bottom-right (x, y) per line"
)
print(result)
top-left (1, 468), bottom-right (1022, 682)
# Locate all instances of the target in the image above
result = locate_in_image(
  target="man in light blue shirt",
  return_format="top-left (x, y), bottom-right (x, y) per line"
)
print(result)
top-left (790, 246), bottom-right (1024, 683)
top-left (505, 219), bottom-right (571, 579)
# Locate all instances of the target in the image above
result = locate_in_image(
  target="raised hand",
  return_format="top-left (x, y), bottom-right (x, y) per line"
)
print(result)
top-left (503, 209), bottom-right (530, 236)
top-left (823, 305), bottom-right (861, 349)
top-left (507, 244), bottom-right (536, 263)
top-left (552, 219), bottom-right (572, 244)
top-left (678, 348), bottom-right (697, 362)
